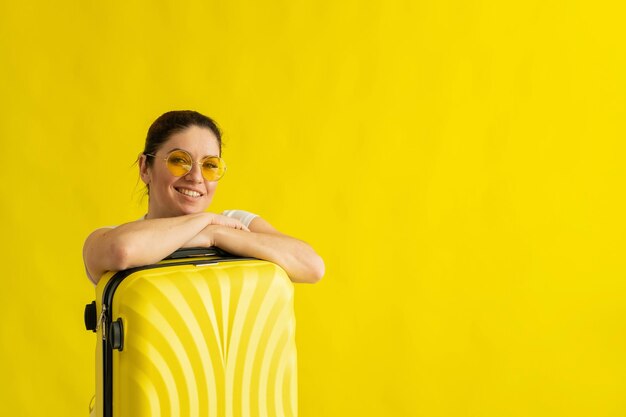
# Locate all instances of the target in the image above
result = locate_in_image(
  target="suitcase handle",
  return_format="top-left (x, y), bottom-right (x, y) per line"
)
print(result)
top-left (164, 246), bottom-right (230, 260)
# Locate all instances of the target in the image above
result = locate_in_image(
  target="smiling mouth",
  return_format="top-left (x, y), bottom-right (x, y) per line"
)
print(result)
top-left (175, 187), bottom-right (203, 198)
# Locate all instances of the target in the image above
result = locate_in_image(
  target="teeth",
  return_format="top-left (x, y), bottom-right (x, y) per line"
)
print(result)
top-left (177, 188), bottom-right (201, 197)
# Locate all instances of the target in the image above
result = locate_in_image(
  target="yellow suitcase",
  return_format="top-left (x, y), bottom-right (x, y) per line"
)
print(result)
top-left (85, 248), bottom-right (298, 417)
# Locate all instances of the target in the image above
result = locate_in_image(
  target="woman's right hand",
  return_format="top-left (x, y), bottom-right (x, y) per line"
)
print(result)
top-left (182, 213), bottom-right (249, 248)
top-left (205, 212), bottom-right (250, 232)
top-left (85, 212), bottom-right (252, 284)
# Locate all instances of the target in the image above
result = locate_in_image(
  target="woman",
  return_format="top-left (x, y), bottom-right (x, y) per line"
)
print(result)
top-left (83, 110), bottom-right (324, 284)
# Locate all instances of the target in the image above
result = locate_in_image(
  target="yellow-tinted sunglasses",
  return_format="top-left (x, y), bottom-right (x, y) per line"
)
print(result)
top-left (145, 149), bottom-right (227, 182)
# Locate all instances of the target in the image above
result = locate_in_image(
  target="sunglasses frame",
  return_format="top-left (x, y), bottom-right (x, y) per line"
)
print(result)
top-left (145, 149), bottom-right (227, 182)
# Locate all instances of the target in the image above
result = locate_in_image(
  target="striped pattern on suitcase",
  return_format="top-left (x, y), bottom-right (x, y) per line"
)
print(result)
top-left (91, 254), bottom-right (297, 417)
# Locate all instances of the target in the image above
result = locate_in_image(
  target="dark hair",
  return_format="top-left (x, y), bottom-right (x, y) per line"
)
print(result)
top-left (143, 110), bottom-right (222, 166)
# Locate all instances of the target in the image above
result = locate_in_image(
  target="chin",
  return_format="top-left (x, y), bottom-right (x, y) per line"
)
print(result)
top-left (176, 206), bottom-right (204, 216)
top-left (179, 201), bottom-right (213, 216)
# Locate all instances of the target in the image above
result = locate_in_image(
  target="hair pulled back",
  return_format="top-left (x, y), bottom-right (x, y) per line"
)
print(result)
top-left (143, 110), bottom-right (222, 166)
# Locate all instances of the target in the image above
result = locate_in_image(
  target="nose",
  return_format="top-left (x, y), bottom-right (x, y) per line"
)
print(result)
top-left (184, 162), bottom-right (204, 183)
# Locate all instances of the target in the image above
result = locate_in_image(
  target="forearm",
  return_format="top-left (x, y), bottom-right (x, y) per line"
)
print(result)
top-left (213, 227), bottom-right (325, 283)
top-left (108, 213), bottom-right (214, 266)
top-left (84, 213), bottom-right (213, 282)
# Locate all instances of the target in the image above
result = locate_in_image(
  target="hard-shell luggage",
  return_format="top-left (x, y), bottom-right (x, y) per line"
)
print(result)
top-left (84, 248), bottom-right (298, 417)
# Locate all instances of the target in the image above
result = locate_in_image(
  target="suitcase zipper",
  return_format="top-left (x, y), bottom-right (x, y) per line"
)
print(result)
top-left (96, 304), bottom-right (107, 341)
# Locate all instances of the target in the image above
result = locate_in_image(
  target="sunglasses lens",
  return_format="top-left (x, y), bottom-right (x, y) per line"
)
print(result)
top-left (166, 151), bottom-right (193, 177)
top-left (201, 156), bottom-right (226, 181)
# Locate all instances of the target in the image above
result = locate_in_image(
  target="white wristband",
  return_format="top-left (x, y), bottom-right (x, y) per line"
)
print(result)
top-left (221, 209), bottom-right (259, 228)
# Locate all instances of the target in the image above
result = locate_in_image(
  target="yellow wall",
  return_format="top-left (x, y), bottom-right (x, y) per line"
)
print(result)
top-left (1, 1), bottom-right (625, 416)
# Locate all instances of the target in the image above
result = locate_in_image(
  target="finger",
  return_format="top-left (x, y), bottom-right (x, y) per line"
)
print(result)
top-left (226, 221), bottom-right (245, 230)
top-left (233, 223), bottom-right (249, 232)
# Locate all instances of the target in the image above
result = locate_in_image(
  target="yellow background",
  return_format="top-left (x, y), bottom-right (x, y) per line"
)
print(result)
top-left (1, 1), bottom-right (625, 416)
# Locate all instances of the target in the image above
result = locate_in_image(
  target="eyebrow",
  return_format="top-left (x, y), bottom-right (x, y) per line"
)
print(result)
top-left (165, 147), bottom-right (220, 158)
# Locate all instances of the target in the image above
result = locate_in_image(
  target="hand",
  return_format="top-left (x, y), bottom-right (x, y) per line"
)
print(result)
top-left (182, 224), bottom-right (227, 248)
top-left (182, 214), bottom-right (249, 248)
top-left (205, 213), bottom-right (250, 232)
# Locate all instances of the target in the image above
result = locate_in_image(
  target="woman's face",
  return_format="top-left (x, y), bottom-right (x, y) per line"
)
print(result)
top-left (140, 125), bottom-right (221, 218)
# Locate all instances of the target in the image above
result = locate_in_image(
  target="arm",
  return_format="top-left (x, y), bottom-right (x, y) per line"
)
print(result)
top-left (83, 212), bottom-right (248, 284)
top-left (208, 216), bottom-right (325, 284)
